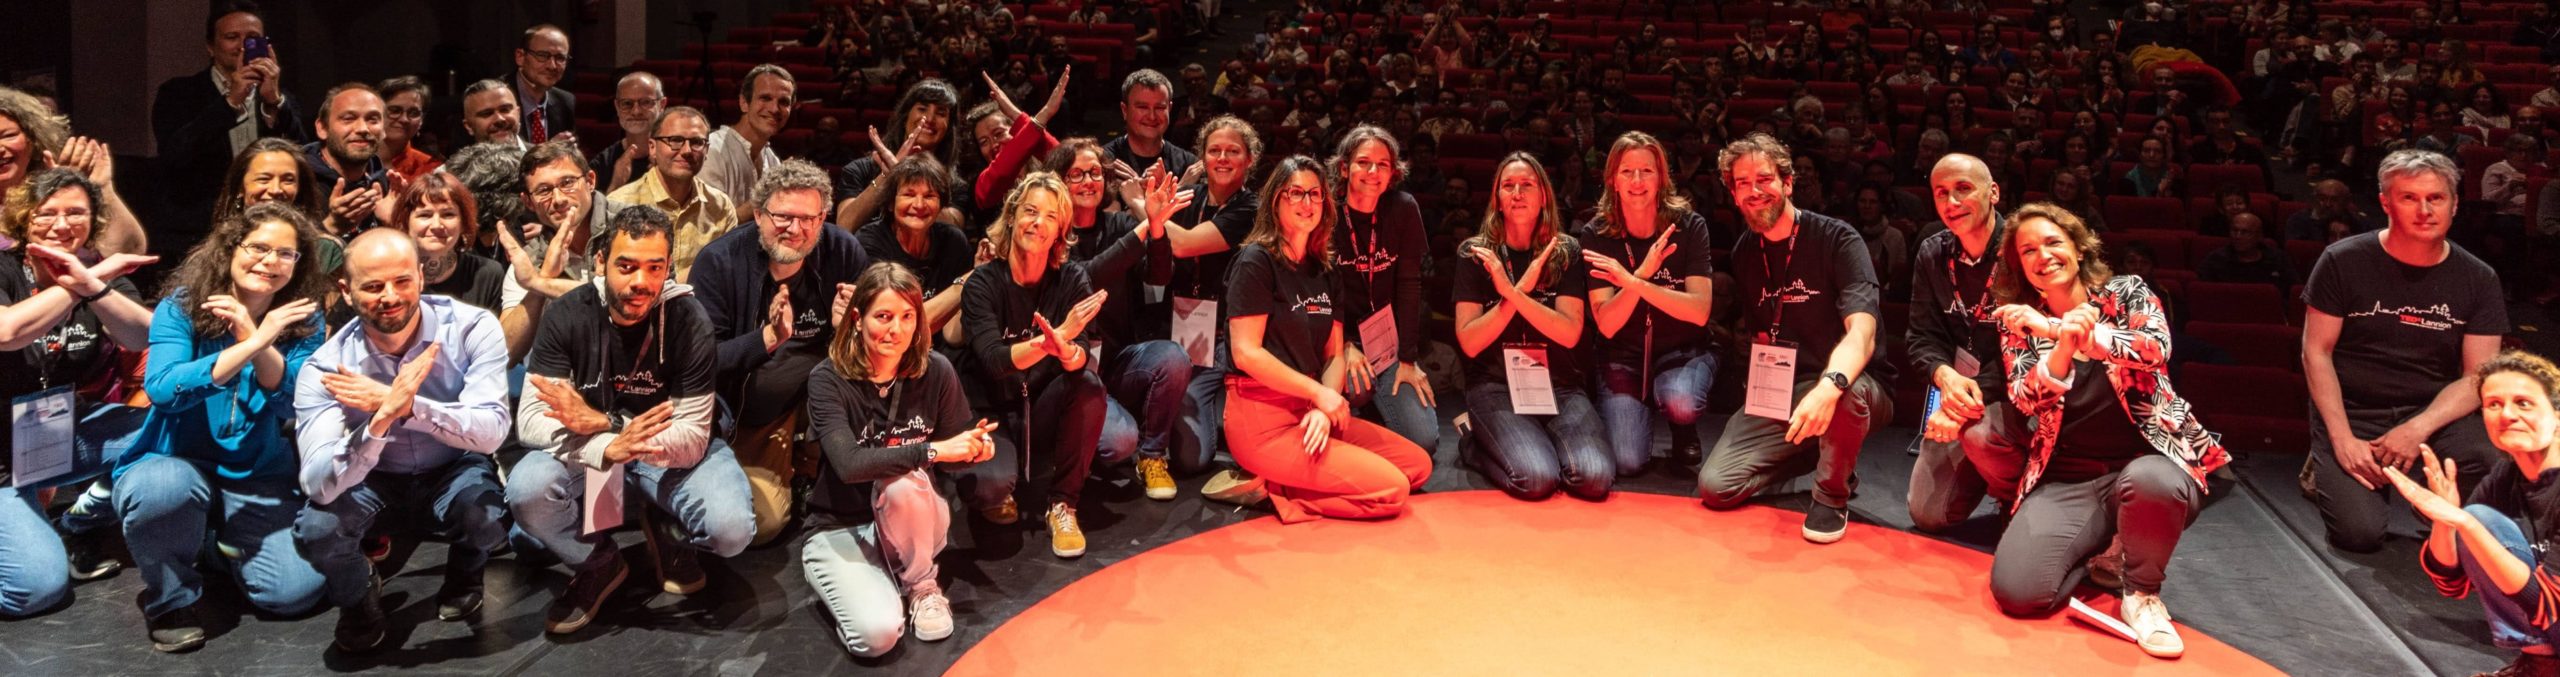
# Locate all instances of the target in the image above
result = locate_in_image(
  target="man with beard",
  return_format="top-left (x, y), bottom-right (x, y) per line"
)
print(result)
top-left (306, 83), bottom-right (393, 237)
top-left (594, 72), bottom-right (664, 192)
top-left (609, 106), bottom-right (736, 283)
top-left (291, 229), bottom-right (512, 652)
top-left (1905, 154), bottom-right (2027, 534)
top-left (512, 24), bottom-right (575, 145)
top-left (505, 206), bottom-right (751, 635)
top-left (700, 65), bottom-right (795, 213)
top-left (498, 140), bottom-right (632, 360)
top-left (691, 159), bottom-right (870, 545)
top-left (1698, 133), bottom-right (1892, 545)
top-left (459, 79), bottom-right (524, 149)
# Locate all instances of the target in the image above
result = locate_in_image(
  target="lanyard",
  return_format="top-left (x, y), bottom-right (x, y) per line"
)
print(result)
top-left (1946, 253), bottom-right (1992, 325)
top-left (1748, 228), bottom-right (1797, 341)
top-left (1342, 204), bottom-right (1390, 309)
top-left (18, 260), bottom-right (62, 389)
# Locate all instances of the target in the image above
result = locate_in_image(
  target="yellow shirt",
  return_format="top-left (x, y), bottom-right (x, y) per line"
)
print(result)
top-left (607, 169), bottom-right (739, 281)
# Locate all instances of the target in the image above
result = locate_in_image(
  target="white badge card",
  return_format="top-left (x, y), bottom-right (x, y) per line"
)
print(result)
top-left (1359, 306), bottom-right (1399, 377)
top-left (1503, 347), bottom-right (1559, 415)
top-left (1745, 342), bottom-right (1799, 421)
top-left (583, 463), bottom-right (626, 535)
top-left (10, 386), bottom-right (76, 487)
top-left (1953, 349), bottom-right (1982, 378)
top-left (1172, 297), bottom-right (1219, 368)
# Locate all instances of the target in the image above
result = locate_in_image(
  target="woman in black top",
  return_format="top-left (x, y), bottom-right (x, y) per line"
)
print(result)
top-left (391, 170), bottom-right (505, 313)
top-left (1455, 151), bottom-right (1611, 501)
top-left (1327, 125), bottom-right (1440, 453)
top-left (838, 80), bottom-right (965, 218)
top-left (1579, 131), bottom-right (1720, 474)
top-left (1217, 156), bottom-right (1431, 523)
top-left (848, 156), bottom-right (975, 342)
top-left (802, 262), bottom-right (996, 655)
top-left (1157, 117), bottom-right (1264, 501)
top-left (958, 171), bottom-right (1108, 558)
top-left (0, 168), bottom-right (159, 615)
top-left (1049, 137), bottom-right (1191, 498)
top-left (2398, 350), bottom-right (2560, 677)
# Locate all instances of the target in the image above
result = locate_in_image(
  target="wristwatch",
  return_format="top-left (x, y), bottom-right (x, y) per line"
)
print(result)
top-left (924, 445), bottom-right (939, 463)
top-left (1821, 371), bottom-right (1850, 391)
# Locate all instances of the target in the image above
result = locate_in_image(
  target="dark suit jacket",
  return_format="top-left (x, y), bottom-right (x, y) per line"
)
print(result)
top-left (153, 67), bottom-right (305, 226)
top-left (513, 73), bottom-right (576, 144)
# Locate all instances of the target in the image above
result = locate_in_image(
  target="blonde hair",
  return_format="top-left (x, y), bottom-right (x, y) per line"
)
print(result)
top-left (1589, 131), bottom-right (1692, 239)
top-left (985, 171), bottom-right (1075, 270)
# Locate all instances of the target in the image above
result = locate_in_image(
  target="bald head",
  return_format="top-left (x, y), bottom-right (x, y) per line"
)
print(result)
top-left (1929, 153), bottom-right (2001, 235)
top-left (344, 228), bottom-right (426, 338)
top-left (344, 228), bottom-right (421, 283)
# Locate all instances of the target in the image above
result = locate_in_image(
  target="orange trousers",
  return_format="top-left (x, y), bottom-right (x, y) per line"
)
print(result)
top-left (1224, 378), bottom-right (1432, 523)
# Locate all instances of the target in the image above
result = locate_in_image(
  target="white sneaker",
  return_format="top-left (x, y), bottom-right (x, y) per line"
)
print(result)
top-left (2120, 591), bottom-right (2184, 659)
top-left (909, 587), bottom-right (953, 642)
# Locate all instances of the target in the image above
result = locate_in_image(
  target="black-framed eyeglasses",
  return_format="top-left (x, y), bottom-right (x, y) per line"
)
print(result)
top-left (654, 135), bottom-right (710, 150)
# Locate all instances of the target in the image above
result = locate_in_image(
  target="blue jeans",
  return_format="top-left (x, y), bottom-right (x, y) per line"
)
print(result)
top-left (115, 455), bottom-right (325, 618)
top-left (505, 440), bottom-right (755, 570)
top-left (2459, 505), bottom-right (2560, 649)
top-left (0, 485), bottom-right (67, 617)
top-left (1350, 361), bottom-right (1441, 453)
top-left (1098, 341), bottom-right (1192, 465)
top-left (1595, 350), bottom-right (1719, 474)
top-left (981, 370), bottom-right (1107, 509)
top-left (1464, 383), bottom-right (1613, 500)
top-left (51, 403), bottom-right (150, 535)
top-left (294, 454), bottom-right (508, 609)
top-left (1176, 353), bottom-right (1229, 475)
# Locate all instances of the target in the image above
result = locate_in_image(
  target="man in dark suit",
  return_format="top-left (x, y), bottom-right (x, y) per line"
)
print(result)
top-left (513, 24), bottom-right (576, 145)
top-left (154, 3), bottom-right (305, 234)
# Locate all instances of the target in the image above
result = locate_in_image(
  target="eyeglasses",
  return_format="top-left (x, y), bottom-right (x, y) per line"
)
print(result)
top-left (385, 107), bottom-right (425, 120)
top-left (524, 50), bottom-right (571, 65)
top-left (763, 212), bottom-right (824, 229)
top-left (654, 135), bottom-right (710, 150)
top-left (239, 241), bottom-right (302, 264)
top-left (528, 175), bottom-right (587, 201)
top-left (32, 210), bottom-right (92, 226)
top-left (616, 97), bottom-right (665, 112)
top-left (1277, 188), bottom-right (1326, 203)
top-left (1063, 169), bottom-right (1107, 183)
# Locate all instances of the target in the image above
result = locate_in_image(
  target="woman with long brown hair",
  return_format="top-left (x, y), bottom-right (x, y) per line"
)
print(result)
top-left (1580, 131), bottom-right (1719, 473)
top-left (1456, 151), bottom-right (1609, 501)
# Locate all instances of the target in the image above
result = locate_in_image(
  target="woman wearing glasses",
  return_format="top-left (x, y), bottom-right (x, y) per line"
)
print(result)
top-left (1050, 137), bottom-right (1190, 499)
top-left (118, 202), bottom-right (334, 651)
top-left (1457, 152), bottom-right (1610, 501)
top-left (1217, 155), bottom-right (1431, 521)
top-left (0, 168), bottom-right (158, 617)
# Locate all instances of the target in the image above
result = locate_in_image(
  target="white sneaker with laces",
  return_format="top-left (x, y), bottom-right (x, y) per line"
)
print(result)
top-left (909, 587), bottom-right (953, 642)
top-left (2120, 591), bottom-right (2184, 659)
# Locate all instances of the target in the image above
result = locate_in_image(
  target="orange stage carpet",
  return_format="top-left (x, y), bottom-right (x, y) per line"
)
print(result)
top-left (949, 491), bottom-right (2279, 676)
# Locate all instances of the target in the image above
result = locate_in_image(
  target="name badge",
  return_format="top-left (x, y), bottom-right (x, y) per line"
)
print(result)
top-left (1745, 342), bottom-right (1799, 421)
top-left (1359, 305), bottom-right (1399, 377)
top-left (584, 463), bottom-right (625, 535)
top-left (1503, 347), bottom-right (1558, 415)
top-left (1172, 296), bottom-right (1219, 368)
top-left (10, 386), bottom-right (76, 487)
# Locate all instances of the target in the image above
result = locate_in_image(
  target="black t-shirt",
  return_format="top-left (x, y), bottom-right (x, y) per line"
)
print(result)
top-left (1333, 191), bottom-right (1430, 364)
top-left (1453, 239), bottom-right (1590, 393)
top-left (526, 285), bottom-right (719, 419)
top-left (1155, 184), bottom-right (1259, 339)
top-left (803, 353), bottom-right (973, 524)
top-left (2304, 232), bottom-right (2508, 410)
top-left (1069, 211), bottom-right (1153, 353)
top-left (425, 252), bottom-right (506, 313)
top-left (1730, 209), bottom-right (1885, 381)
top-left (1103, 135), bottom-right (1198, 179)
top-left (1907, 223), bottom-right (2009, 395)
top-left (2045, 359), bottom-right (2150, 483)
top-left (857, 218), bottom-right (976, 297)
top-left (961, 261), bottom-right (1095, 404)
top-left (1223, 243), bottom-right (1336, 376)
top-left (0, 249), bottom-right (137, 465)
top-left (1578, 210), bottom-right (1717, 365)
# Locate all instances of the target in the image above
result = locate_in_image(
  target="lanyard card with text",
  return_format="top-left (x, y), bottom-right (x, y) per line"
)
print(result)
top-left (1172, 297), bottom-right (1219, 368)
top-left (1359, 305), bottom-right (1399, 377)
top-left (10, 386), bottom-right (76, 487)
top-left (584, 463), bottom-right (626, 535)
top-left (1503, 346), bottom-right (1559, 415)
top-left (1745, 341), bottom-right (1799, 421)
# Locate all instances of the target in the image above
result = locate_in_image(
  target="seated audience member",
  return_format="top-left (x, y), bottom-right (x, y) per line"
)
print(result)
top-left (691, 159), bottom-right (871, 546)
top-left (837, 79), bottom-right (958, 210)
top-left (701, 66), bottom-right (796, 213)
top-left (1579, 132), bottom-right (1717, 473)
top-left (2196, 213), bottom-right (2296, 286)
top-left (0, 88), bottom-right (146, 256)
top-left (960, 172), bottom-right (1109, 557)
top-left (391, 171), bottom-right (506, 311)
top-left (2288, 179), bottom-right (2380, 241)
top-left (1986, 202), bottom-right (2229, 660)
top-left (1699, 134), bottom-right (1893, 544)
top-left (1330, 126), bottom-right (1443, 455)
top-left (800, 262), bottom-right (997, 655)
top-left (594, 72), bottom-right (665, 192)
top-left (1217, 155), bottom-right (1432, 520)
top-left (290, 229), bottom-right (510, 651)
top-left (1455, 151), bottom-right (1607, 500)
top-left (506, 206), bottom-right (754, 635)
top-left (375, 77), bottom-right (441, 180)
top-left (2394, 351), bottom-right (2560, 677)
top-left (125, 203), bottom-right (332, 651)
top-left (2302, 149), bottom-right (2506, 553)
top-left (458, 80), bottom-right (524, 148)
top-left (0, 169), bottom-right (156, 616)
top-left (606, 106), bottom-right (739, 283)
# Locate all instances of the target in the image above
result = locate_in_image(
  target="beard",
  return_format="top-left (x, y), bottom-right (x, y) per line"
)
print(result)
top-left (1742, 200), bottom-right (1787, 233)
top-left (606, 284), bottom-right (658, 324)
top-left (362, 301), bottom-right (416, 336)
top-left (762, 232), bottom-right (812, 265)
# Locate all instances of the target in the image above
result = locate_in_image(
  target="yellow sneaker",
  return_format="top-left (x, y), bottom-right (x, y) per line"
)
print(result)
top-left (981, 495), bottom-right (1020, 525)
top-left (1137, 457), bottom-right (1176, 501)
top-left (1047, 503), bottom-right (1086, 558)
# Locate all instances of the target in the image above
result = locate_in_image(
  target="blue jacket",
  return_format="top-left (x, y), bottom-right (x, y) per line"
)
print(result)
top-left (132, 290), bottom-right (327, 483)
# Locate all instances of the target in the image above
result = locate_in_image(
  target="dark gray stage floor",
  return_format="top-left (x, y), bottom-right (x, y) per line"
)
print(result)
top-left (0, 418), bottom-right (2502, 676)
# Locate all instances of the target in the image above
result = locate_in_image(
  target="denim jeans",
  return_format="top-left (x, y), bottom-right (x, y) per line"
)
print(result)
top-left (1098, 340), bottom-right (1192, 465)
top-left (1464, 383), bottom-right (1613, 500)
top-left (115, 454), bottom-right (326, 618)
top-left (1176, 352), bottom-right (1229, 475)
top-left (2458, 504), bottom-right (2560, 649)
top-left (1594, 350), bottom-right (1719, 474)
top-left (505, 440), bottom-right (756, 570)
top-left (1349, 361), bottom-right (1441, 454)
top-left (51, 403), bottom-right (150, 535)
top-left (0, 485), bottom-right (67, 617)
top-left (802, 469), bottom-right (947, 658)
top-left (293, 454), bottom-right (508, 609)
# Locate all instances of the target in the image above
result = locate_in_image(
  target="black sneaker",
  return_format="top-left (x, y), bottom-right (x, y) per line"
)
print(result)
top-left (63, 528), bottom-right (122, 581)
top-left (1801, 499), bottom-right (1849, 544)
top-left (642, 513), bottom-right (705, 596)
top-left (544, 550), bottom-right (629, 635)
top-left (333, 576), bottom-right (388, 654)
top-left (437, 565), bottom-right (485, 622)
top-left (145, 602), bottom-right (207, 653)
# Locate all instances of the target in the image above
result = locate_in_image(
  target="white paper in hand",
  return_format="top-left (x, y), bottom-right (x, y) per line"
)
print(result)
top-left (1359, 306), bottom-right (1399, 377)
top-left (1745, 343), bottom-right (1798, 421)
top-left (584, 462), bottom-right (626, 535)
top-left (1172, 297), bottom-right (1219, 368)
top-left (1503, 347), bottom-right (1558, 415)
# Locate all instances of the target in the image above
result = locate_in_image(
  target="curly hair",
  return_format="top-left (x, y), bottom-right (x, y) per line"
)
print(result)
top-left (1991, 201), bottom-right (2113, 305)
top-left (0, 86), bottom-right (70, 169)
top-left (211, 137), bottom-right (328, 227)
top-left (2480, 349), bottom-right (2560, 403)
top-left (161, 201), bottom-right (332, 341)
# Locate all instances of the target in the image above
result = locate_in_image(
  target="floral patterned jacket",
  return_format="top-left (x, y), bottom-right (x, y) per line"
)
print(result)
top-left (2001, 275), bottom-right (2231, 503)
